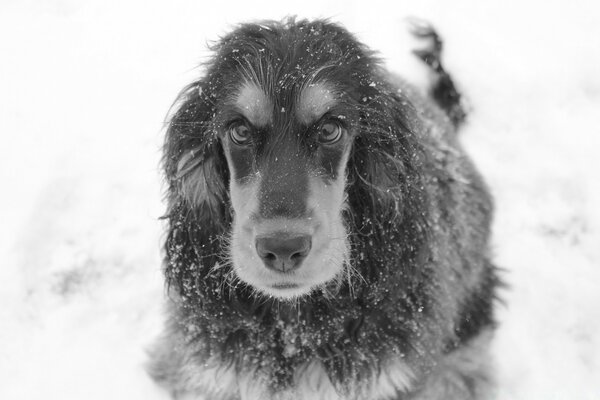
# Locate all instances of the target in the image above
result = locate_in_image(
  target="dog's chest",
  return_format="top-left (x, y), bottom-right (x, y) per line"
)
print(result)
top-left (185, 357), bottom-right (414, 400)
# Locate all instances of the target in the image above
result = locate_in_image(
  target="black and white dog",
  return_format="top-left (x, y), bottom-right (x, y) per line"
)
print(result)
top-left (149, 18), bottom-right (498, 400)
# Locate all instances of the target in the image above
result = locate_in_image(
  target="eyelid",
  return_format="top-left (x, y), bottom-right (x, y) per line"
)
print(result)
top-left (317, 113), bottom-right (346, 127)
top-left (310, 115), bottom-right (346, 139)
top-left (226, 116), bottom-right (252, 130)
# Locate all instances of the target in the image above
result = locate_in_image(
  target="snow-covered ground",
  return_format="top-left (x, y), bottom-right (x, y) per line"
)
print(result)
top-left (1, 0), bottom-right (599, 398)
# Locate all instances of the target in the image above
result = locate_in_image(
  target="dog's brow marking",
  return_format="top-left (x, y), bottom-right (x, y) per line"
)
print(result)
top-left (235, 82), bottom-right (273, 127)
top-left (297, 83), bottom-right (337, 125)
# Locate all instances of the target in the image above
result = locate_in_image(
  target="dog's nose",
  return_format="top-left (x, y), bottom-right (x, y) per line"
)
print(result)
top-left (255, 235), bottom-right (312, 272)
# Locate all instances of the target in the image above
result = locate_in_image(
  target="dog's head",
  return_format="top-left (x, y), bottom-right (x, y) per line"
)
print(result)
top-left (164, 19), bottom-right (425, 302)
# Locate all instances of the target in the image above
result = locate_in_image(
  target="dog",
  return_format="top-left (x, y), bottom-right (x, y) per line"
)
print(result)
top-left (148, 18), bottom-right (499, 400)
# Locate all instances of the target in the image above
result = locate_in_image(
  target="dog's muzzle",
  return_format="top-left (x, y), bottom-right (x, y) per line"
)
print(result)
top-left (228, 148), bottom-right (349, 298)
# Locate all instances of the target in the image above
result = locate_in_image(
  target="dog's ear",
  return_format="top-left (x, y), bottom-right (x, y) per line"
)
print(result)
top-left (346, 79), bottom-right (431, 284)
top-left (162, 80), bottom-right (232, 301)
top-left (349, 80), bottom-right (426, 226)
top-left (163, 80), bottom-right (230, 227)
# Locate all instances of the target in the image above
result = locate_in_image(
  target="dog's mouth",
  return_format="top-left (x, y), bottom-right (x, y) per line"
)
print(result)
top-left (264, 280), bottom-right (312, 299)
top-left (270, 282), bottom-right (300, 289)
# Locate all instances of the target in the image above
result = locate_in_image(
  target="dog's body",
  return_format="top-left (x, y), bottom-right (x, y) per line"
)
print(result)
top-left (149, 19), bottom-right (498, 400)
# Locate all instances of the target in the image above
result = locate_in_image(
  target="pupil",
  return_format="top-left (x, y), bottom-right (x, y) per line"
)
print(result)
top-left (322, 124), bottom-right (337, 138)
top-left (235, 126), bottom-right (247, 138)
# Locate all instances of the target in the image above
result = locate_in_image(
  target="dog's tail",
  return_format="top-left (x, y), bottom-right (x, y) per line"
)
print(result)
top-left (409, 20), bottom-right (467, 128)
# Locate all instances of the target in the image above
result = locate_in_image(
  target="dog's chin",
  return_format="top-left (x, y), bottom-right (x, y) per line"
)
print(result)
top-left (232, 258), bottom-right (345, 302)
top-left (235, 270), bottom-right (342, 301)
top-left (257, 282), bottom-right (316, 300)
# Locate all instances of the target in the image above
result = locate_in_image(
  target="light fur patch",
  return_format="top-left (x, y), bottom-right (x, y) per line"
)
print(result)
top-left (297, 82), bottom-right (337, 125)
top-left (178, 360), bottom-right (239, 399)
top-left (367, 357), bottom-right (415, 398)
top-left (174, 357), bottom-right (413, 400)
top-left (235, 81), bottom-right (273, 127)
top-left (414, 329), bottom-right (495, 399)
top-left (176, 149), bottom-right (222, 210)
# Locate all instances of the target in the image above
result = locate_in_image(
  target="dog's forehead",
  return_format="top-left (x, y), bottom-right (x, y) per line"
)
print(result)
top-left (235, 82), bottom-right (273, 127)
top-left (296, 83), bottom-right (337, 125)
top-left (233, 80), bottom-right (338, 127)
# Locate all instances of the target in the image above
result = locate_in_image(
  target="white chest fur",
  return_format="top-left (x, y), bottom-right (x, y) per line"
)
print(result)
top-left (180, 357), bottom-right (414, 400)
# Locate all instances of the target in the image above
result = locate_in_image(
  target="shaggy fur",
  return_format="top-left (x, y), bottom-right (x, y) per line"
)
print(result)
top-left (148, 18), bottom-right (498, 400)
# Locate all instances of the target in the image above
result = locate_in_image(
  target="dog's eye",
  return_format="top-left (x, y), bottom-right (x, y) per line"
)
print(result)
top-left (228, 122), bottom-right (252, 145)
top-left (318, 121), bottom-right (344, 144)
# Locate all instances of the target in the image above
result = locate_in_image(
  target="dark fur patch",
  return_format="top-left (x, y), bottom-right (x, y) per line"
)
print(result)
top-left (447, 261), bottom-right (501, 352)
top-left (227, 143), bottom-right (255, 183)
top-left (412, 23), bottom-right (467, 127)
top-left (258, 146), bottom-right (310, 218)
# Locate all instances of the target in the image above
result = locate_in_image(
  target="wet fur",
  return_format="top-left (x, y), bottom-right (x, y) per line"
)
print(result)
top-left (149, 18), bottom-right (499, 400)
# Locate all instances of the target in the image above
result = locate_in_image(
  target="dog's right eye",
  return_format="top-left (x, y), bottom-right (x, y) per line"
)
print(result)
top-left (317, 120), bottom-right (345, 145)
top-left (228, 122), bottom-right (252, 145)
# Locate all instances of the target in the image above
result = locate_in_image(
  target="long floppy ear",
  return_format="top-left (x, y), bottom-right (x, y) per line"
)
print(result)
top-left (345, 77), bottom-right (431, 287)
top-left (163, 81), bottom-right (229, 224)
top-left (162, 79), bottom-right (232, 300)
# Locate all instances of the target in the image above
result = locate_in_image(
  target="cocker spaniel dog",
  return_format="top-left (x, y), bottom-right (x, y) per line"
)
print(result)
top-left (149, 18), bottom-right (498, 400)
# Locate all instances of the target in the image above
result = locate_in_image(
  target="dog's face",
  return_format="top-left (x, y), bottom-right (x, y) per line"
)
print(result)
top-left (170, 22), bottom-right (383, 301)
top-left (220, 79), bottom-right (357, 299)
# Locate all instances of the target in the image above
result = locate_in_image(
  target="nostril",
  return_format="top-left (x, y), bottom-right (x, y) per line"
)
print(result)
top-left (291, 246), bottom-right (310, 261)
top-left (255, 234), bottom-right (312, 272)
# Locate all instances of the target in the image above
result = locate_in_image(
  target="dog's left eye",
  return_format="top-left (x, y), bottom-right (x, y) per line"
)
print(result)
top-left (318, 121), bottom-right (344, 144)
top-left (228, 122), bottom-right (252, 145)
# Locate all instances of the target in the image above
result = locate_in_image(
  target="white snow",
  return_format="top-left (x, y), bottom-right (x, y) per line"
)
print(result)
top-left (1, 0), bottom-right (599, 399)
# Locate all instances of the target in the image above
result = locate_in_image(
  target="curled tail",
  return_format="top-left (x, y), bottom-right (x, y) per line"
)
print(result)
top-left (409, 21), bottom-right (467, 128)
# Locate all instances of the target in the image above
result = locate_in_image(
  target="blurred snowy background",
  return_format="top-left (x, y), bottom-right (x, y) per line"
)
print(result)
top-left (1, 0), bottom-right (599, 398)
